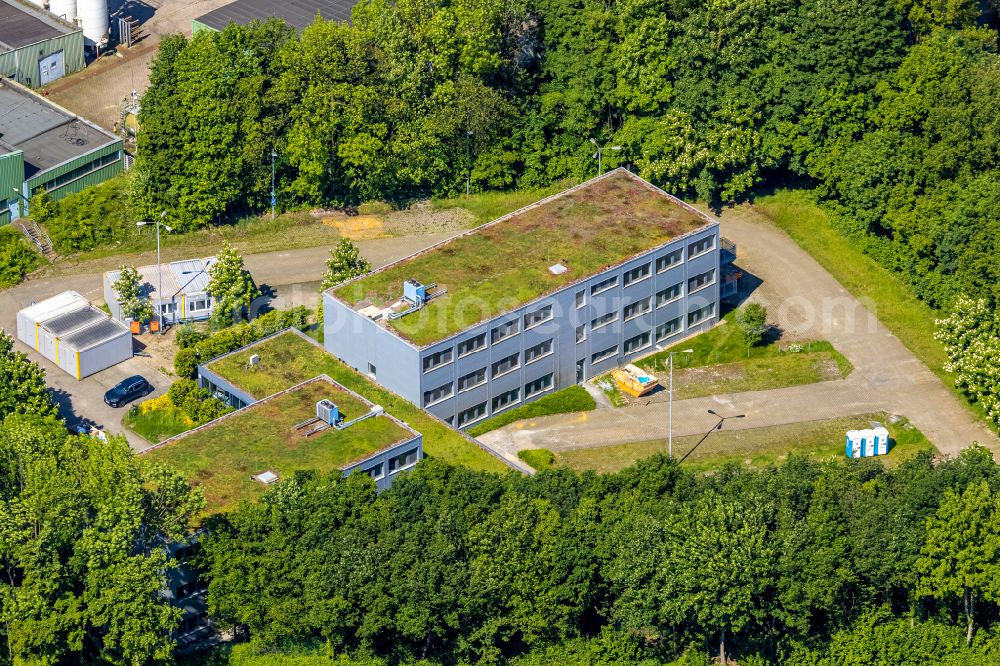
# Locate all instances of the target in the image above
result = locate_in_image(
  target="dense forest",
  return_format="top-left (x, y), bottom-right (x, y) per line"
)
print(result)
top-left (134, 0), bottom-right (1000, 308)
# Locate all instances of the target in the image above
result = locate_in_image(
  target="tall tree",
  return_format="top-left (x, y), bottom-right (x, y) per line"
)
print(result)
top-left (0, 332), bottom-right (55, 420)
top-left (206, 241), bottom-right (261, 328)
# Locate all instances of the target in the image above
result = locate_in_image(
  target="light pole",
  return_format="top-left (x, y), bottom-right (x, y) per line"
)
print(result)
top-left (465, 130), bottom-right (473, 196)
top-left (270, 148), bottom-right (277, 220)
top-left (10, 187), bottom-right (28, 216)
top-left (590, 138), bottom-right (621, 175)
top-left (136, 211), bottom-right (173, 334)
top-left (678, 409), bottom-right (746, 465)
top-left (667, 348), bottom-right (694, 458)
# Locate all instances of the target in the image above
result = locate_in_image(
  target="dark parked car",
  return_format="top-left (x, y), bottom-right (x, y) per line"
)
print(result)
top-left (104, 375), bottom-right (152, 408)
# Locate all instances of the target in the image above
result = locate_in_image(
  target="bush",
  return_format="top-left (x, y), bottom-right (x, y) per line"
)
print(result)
top-left (467, 386), bottom-right (596, 437)
top-left (518, 448), bottom-right (555, 471)
top-left (0, 228), bottom-right (40, 288)
top-left (175, 324), bottom-right (207, 349)
top-left (42, 178), bottom-right (134, 252)
top-left (173, 307), bottom-right (311, 377)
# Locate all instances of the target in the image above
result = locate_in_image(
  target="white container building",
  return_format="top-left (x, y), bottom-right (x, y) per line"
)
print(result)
top-left (15, 290), bottom-right (132, 379)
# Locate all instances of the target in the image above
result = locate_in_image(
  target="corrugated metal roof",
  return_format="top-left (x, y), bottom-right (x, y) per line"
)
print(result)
top-left (18, 290), bottom-right (87, 323)
top-left (194, 0), bottom-right (356, 31)
top-left (42, 304), bottom-right (105, 336)
top-left (105, 256), bottom-right (215, 299)
top-left (61, 318), bottom-right (129, 352)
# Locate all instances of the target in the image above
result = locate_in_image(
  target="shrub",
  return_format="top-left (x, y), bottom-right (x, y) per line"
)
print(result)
top-left (518, 448), bottom-right (555, 471)
top-left (467, 386), bottom-right (596, 437)
top-left (736, 302), bottom-right (769, 349)
top-left (0, 228), bottom-right (40, 288)
top-left (42, 178), bottom-right (134, 252)
top-left (175, 325), bottom-right (207, 349)
top-left (173, 307), bottom-right (311, 377)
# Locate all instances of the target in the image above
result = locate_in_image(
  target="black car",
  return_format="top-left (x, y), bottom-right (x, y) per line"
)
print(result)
top-left (104, 375), bottom-right (152, 408)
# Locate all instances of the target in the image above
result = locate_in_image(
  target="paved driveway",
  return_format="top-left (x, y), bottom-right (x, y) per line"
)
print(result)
top-left (480, 205), bottom-right (1000, 459)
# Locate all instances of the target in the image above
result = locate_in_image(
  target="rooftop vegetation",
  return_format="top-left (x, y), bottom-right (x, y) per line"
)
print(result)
top-left (205, 331), bottom-right (509, 474)
top-left (145, 379), bottom-right (415, 513)
top-left (334, 171), bottom-right (712, 345)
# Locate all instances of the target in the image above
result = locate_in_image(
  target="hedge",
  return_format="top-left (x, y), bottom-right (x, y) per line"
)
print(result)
top-left (174, 307), bottom-right (310, 377)
top-left (467, 385), bottom-right (596, 437)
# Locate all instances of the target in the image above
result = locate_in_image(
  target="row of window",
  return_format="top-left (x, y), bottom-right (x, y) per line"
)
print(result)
top-left (37, 151), bottom-right (121, 193)
top-left (423, 238), bottom-right (716, 375)
top-left (457, 373), bottom-right (555, 426)
top-left (589, 303), bottom-right (717, 366)
top-left (424, 340), bottom-right (555, 405)
top-left (359, 447), bottom-right (420, 479)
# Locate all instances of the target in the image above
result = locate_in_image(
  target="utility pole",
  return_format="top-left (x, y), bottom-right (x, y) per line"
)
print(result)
top-left (270, 148), bottom-right (277, 220)
top-left (136, 211), bottom-right (173, 334)
top-left (466, 130), bottom-right (473, 196)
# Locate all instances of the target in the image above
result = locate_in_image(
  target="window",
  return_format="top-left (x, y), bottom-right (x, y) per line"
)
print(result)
top-left (688, 303), bottom-right (716, 326)
top-left (525, 373), bottom-right (553, 397)
top-left (591, 275), bottom-right (618, 296)
top-left (491, 319), bottom-right (519, 344)
top-left (524, 305), bottom-right (553, 329)
top-left (388, 447), bottom-right (420, 472)
top-left (575, 290), bottom-right (586, 309)
top-left (525, 339), bottom-right (553, 364)
top-left (492, 352), bottom-right (520, 377)
top-left (458, 402), bottom-right (487, 427)
top-left (656, 248), bottom-right (683, 273)
top-left (656, 283), bottom-right (683, 307)
top-left (625, 331), bottom-right (651, 354)
top-left (623, 297), bottom-right (651, 321)
top-left (423, 381), bottom-right (454, 406)
top-left (592, 345), bottom-right (618, 364)
top-left (188, 298), bottom-right (209, 312)
top-left (39, 151), bottom-right (121, 193)
top-left (443, 415), bottom-right (455, 426)
top-left (624, 263), bottom-right (651, 286)
top-left (367, 363), bottom-right (377, 377)
top-left (576, 324), bottom-right (587, 343)
top-left (458, 333), bottom-right (486, 357)
top-left (423, 347), bottom-right (453, 372)
top-left (492, 388), bottom-right (520, 412)
top-left (591, 311), bottom-right (619, 330)
top-left (688, 269), bottom-right (716, 293)
top-left (688, 235), bottom-right (715, 258)
top-left (656, 317), bottom-right (683, 341)
top-left (458, 367), bottom-right (487, 392)
top-left (361, 462), bottom-right (384, 480)
top-left (159, 302), bottom-right (177, 315)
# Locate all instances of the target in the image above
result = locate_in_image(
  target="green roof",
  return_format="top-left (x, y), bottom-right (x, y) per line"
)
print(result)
top-left (332, 170), bottom-right (715, 346)
top-left (145, 376), bottom-right (416, 513)
top-left (203, 331), bottom-right (509, 474)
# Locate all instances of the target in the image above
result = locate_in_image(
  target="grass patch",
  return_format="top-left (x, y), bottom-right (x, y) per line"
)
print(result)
top-left (518, 448), bottom-right (556, 471)
top-left (634, 312), bottom-right (853, 398)
top-left (431, 182), bottom-right (570, 227)
top-left (336, 172), bottom-right (712, 346)
top-left (123, 404), bottom-right (192, 443)
top-left (467, 386), bottom-right (597, 437)
top-left (593, 373), bottom-right (628, 407)
top-left (555, 413), bottom-right (934, 475)
top-left (207, 331), bottom-right (509, 474)
top-left (145, 380), bottom-right (416, 514)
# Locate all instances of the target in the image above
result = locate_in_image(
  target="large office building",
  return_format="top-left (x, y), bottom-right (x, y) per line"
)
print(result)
top-left (324, 169), bottom-right (735, 430)
top-left (0, 0), bottom-right (85, 88)
top-left (0, 78), bottom-right (123, 225)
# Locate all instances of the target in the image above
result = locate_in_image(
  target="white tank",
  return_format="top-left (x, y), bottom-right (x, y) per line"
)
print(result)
top-left (23, 0), bottom-right (44, 8)
top-left (48, 0), bottom-right (77, 23)
top-left (78, 0), bottom-right (109, 48)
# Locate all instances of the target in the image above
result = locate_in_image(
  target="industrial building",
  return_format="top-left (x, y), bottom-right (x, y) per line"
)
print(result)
top-left (0, 0), bottom-right (84, 87)
top-left (324, 169), bottom-right (735, 430)
top-left (0, 78), bottom-right (123, 225)
top-left (103, 257), bottom-right (217, 325)
top-left (192, 0), bottom-right (356, 32)
top-left (15, 290), bottom-right (132, 379)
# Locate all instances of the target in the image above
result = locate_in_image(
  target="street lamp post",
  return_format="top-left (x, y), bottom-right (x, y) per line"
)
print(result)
top-left (136, 211), bottom-right (173, 334)
top-left (667, 348), bottom-right (694, 458)
top-left (270, 148), bottom-right (277, 221)
top-left (590, 138), bottom-right (622, 175)
top-left (677, 409), bottom-right (746, 465)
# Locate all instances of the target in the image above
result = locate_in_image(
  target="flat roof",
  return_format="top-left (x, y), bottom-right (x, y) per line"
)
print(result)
top-left (61, 317), bottom-right (129, 352)
top-left (0, 0), bottom-right (77, 51)
top-left (105, 257), bottom-right (216, 299)
top-left (144, 376), bottom-right (419, 513)
top-left (332, 169), bottom-right (717, 346)
top-left (194, 0), bottom-right (356, 31)
top-left (42, 304), bottom-right (106, 336)
top-left (0, 79), bottom-right (118, 175)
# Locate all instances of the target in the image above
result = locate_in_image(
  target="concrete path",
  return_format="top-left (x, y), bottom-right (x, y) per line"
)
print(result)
top-left (0, 232), bottom-right (454, 450)
top-left (480, 205), bottom-right (999, 459)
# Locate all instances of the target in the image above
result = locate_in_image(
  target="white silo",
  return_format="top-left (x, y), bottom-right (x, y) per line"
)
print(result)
top-left (78, 0), bottom-right (109, 49)
top-left (48, 0), bottom-right (78, 23)
top-left (23, 0), bottom-right (44, 8)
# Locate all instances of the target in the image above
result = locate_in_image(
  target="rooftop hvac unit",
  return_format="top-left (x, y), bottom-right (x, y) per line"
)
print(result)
top-left (253, 470), bottom-right (278, 485)
top-left (316, 399), bottom-right (339, 425)
top-left (249, 354), bottom-right (260, 367)
top-left (403, 279), bottom-right (427, 305)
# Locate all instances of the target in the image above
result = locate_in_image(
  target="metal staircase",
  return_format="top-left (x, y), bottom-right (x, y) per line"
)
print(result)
top-left (18, 220), bottom-right (56, 260)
